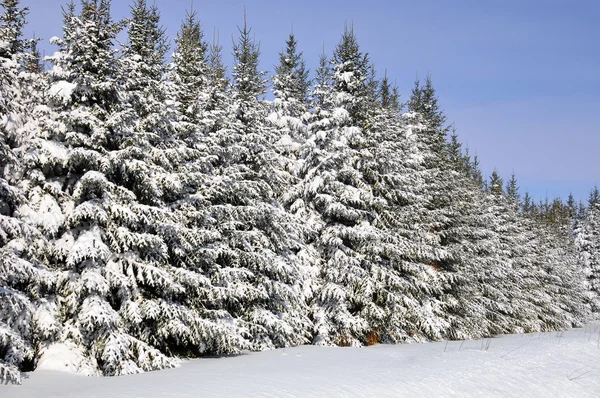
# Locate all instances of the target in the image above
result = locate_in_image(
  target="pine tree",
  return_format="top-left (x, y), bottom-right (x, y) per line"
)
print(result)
top-left (330, 23), bottom-right (371, 128)
top-left (0, 0), bottom-right (54, 384)
top-left (311, 46), bottom-right (331, 110)
top-left (272, 32), bottom-right (309, 117)
top-left (506, 172), bottom-right (520, 204)
top-left (378, 70), bottom-right (400, 113)
top-left (407, 74), bottom-right (448, 164)
top-left (574, 186), bottom-right (600, 314)
top-left (0, 0), bottom-right (27, 58)
top-left (170, 8), bottom-right (208, 124)
top-left (489, 170), bottom-right (504, 196)
top-left (232, 9), bottom-right (265, 101)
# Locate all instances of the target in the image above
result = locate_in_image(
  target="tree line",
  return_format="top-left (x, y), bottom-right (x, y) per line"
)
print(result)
top-left (1, 0), bottom-right (598, 384)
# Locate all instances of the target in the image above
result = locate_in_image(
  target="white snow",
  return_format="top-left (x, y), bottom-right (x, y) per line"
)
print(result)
top-left (48, 80), bottom-right (76, 103)
top-left (35, 342), bottom-right (97, 376)
top-left (3, 325), bottom-right (600, 397)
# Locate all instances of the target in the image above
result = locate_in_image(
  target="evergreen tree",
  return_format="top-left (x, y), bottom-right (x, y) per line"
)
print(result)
top-left (489, 170), bottom-right (504, 196)
top-left (330, 23), bottom-right (371, 127)
top-left (175, 9), bottom-right (316, 352)
top-left (170, 8), bottom-right (209, 124)
top-left (407, 74), bottom-right (448, 163)
top-left (378, 70), bottom-right (400, 113)
top-left (232, 9), bottom-right (266, 104)
top-left (0, 0), bottom-right (54, 384)
top-left (272, 32), bottom-right (309, 117)
top-left (574, 186), bottom-right (600, 314)
top-left (311, 46), bottom-right (331, 110)
top-left (269, 32), bottom-right (310, 164)
top-left (506, 172), bottom-right (520, 204)
top-left (207, 29), bottom-right (227, 88)
top-left (199, 30), bottom-right (229, 134)
top-left (18, 0), bottom-right (213, 375)
top-left (0, 0), bottom-right (27, 58)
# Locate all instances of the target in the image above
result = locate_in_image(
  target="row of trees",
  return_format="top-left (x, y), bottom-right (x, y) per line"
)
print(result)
top-left (1, 0), bottom-right (597, 384)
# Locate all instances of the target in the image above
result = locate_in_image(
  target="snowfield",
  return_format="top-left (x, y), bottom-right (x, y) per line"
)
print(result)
top-left (3, 324), bottom-right (600, 398)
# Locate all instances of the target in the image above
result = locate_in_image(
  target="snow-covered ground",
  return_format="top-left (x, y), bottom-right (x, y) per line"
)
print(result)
top-left (3, 324), bottom-right (600, 398)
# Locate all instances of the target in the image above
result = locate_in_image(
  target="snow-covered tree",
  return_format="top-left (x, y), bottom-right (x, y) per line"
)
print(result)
top-left (489, 170), bottom-right (504, 196)
top-left (330, 24), bottom-right (371, 128)
top-left (268, 33), bottom-right (310, 168)
top-left (0, 1), bottom-right (54, 383)
top-left (170, 8), bottom-right (208, 125)
top-left (14, 0), bottom-right (216, 376)
top-left (272, 32), bottom-right (309, 118)
top-left (310, 47), bottom-right (331, 110)
top-left (574, 187), bottom-right (600, 314)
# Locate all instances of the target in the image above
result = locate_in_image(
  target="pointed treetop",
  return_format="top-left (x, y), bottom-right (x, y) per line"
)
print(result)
top-left (0, 0), bottom-right (29, 57)
top-left (588, 185), bottom-right (600, 209)
top-left (506, 171), bottom-right (520, 203)
top-left (273, 32), bottom-right (309, 106)
top-left (489, 170), bottom-right (504, 196)
top-left (232, 7), bottom-right (265, 101)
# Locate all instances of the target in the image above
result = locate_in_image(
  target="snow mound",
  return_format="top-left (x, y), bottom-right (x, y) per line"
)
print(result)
top-left (36, 342), bottom-right (97, 376)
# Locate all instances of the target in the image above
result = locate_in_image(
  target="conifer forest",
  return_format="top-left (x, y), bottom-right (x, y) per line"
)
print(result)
top-left (1, 0), bottom-right (599, 385)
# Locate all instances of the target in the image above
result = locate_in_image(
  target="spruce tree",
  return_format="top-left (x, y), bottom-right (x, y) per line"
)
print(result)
top-left (574, 186), bottom-right (600, 314)
top-left (170, 9), bottom-right (209, 125)
top-left (311, 47), bottom-right (331, 110)
top-left (330, 23), bottom-right (371, 128)
top-left (407, 74), bottom-right (448, 164)
top-left (489, 170), bottom-right (504, 196)
top-left (269, 32), bottom-right (310, 163)
top-left (506, 172), bottom-right (520, 204)
top-left (272, 32), bottom-right (309, 117)
top-left (176, 10), bottom-right (315, 351)
top-left (18, 0), bottom-right (215, 375)
top-left (0, 0), bottom-right (54, 384)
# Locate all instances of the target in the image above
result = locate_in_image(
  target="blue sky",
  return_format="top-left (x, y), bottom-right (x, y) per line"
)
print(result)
top-left (18, 0), bottom-right (600, 203)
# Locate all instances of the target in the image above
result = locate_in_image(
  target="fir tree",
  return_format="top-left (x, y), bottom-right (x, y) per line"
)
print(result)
top-left (330, 23), bottom-right (371, 127)
top-left (171, 8), bottom-right (208, 124)
top-left (506, 172), bottom-right (520, 204)
top-left (407, 74), bottom-right (448, 163)
top-left (574, 186), bottom-right (600, 314)
top-left (232, 9), bottom-right (266, 104)
top-left (0, 0), bottom-right (27, 58)
top-left (311, 46), bottom-right (331, 110)
top-left (0, 1), bottom-right (54, 384)
top-left (489, 170), bottom-right (504, 196)
top-left (272, 32), bottom-right (309, 117)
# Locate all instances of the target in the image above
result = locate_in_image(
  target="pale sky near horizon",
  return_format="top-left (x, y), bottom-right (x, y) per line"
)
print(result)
top-left (16, 0), bottom-right (600, 204)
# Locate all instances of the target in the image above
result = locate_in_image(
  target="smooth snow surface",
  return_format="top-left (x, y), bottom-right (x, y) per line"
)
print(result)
top-left (3, 325), bottom-right (600, 397)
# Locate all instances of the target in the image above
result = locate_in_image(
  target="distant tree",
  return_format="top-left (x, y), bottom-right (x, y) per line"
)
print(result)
top-left (330, 23), bottom-right (371, 127)
top-left (408, 74), bottom-right (448, 165)
top-left (489, 170), bottom-right (504, 196)
top-left (310, 46), bottom-right (331, 110)
top-left (171, 8), bottom-right (209, 123)
top-left (272, 32), bottom-right (309, 117)
top-left (506, 172), bottom-right (520, 204)
top-left (0, 0), bottom-right (27, 57)
top-left (232, 9), bottom-right (266, 104)
top-left (378, 70), bottom-right (400, 113)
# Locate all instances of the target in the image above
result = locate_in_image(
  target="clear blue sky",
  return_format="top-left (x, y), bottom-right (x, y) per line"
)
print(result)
top-left (18, 0), bottom-right (600, 204)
